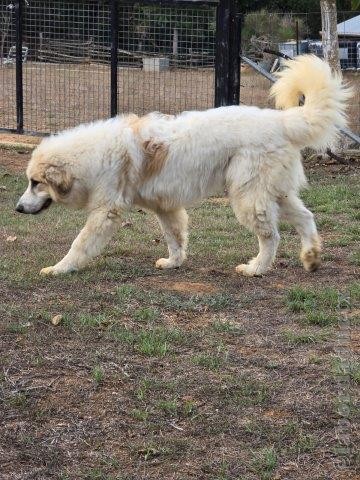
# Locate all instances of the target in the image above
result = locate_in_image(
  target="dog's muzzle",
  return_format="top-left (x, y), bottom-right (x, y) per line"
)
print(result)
top-left (15, 197), bottom-right (52, 215)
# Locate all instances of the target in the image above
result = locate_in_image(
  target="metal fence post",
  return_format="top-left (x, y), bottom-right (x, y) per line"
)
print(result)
top-left (215, 0), bottom-right (240, 107)
top-left (110, 0), bottom-right (119, 117)
top-left (214, 0), bottom-right (230, 107)
top-left (296, 19), bottom-right (299, 55)
top-left (15, 0), bottom-right (24, 133)
top-left (228, 9), bottom-right (241, 105)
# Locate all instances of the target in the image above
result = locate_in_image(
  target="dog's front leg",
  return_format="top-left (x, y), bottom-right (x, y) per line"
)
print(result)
top-left (40, 209), bottom-right (121, 276)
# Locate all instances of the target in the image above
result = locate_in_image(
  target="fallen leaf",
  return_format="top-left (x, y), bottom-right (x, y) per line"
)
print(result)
top-left (51, 314), bottom-right (63, 326)
top-left (6, 235), bottom-right (17, 242)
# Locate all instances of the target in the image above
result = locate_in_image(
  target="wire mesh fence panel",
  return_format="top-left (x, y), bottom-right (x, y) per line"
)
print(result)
top-left (117, 3), bottom-right (216, 116)
top-left (0, 2), bottom-right (17, 130)
top-left (1, 0), bottom-right (217, 134)
top-left (241, 11), bottom-right (360, 135)
top-left (22, 0), bottom-right (111, 133)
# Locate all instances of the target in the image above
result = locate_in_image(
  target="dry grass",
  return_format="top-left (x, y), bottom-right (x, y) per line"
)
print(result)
top-left (0, 148), bottom-right (359, 479)
top-left (1, 62), bottom-right (359, 135)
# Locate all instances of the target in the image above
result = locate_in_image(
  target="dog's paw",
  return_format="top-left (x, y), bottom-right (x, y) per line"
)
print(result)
top-left (40, 266), bottom-right (57, 276)
top-left (235, 263), bottom-right (263, 277)
top-left (155, 258), bottom-right (179, 269)
top-left (301, 247), bottom-right (321, 272)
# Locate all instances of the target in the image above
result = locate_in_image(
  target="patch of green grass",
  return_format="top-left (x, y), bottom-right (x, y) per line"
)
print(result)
top-left (183, 400), bottom-right (197, 417)
top-left (264, 361), bottom-right (280, 370)
top-left (135, 380), bottom-right (148, 401)
top-left (131, 408), bottom-right (149, 421)
top-left (108, 325), bottom-right (136, 344)
top-left (136, 444), bottom-right (171, 461)
top-left (350, 282), bottom-right (360, 304)
top-left (331, 357), bottom-right (360, 384)
top-left (316, 216), bottom-right (337, 229)
top-left (137, 330), bottom-right (168, 356)
top-left (328, 235), bottom-right (355, 247)
top-left (133, 307), bottom-right (158, 323)
top-left (58, 474), bottom-right (71, 480)
top-left (92, 365), bottom-right (104, 385)
top-left (349, 251), bottom-right (360, 266)
top-left (192, 353), bottom-right (223, 371)
top-left (6, 323), bottom-right (28, 334)
top-left (304, 310), bottom-right (338, 326)
top-left (109, 324), bottom-right (187, 357)
top-left (230, 378), bottom-right (270, 406)
top-left (282, 329), bottom-right (329, 345)
top-left (79, 313), bottom-right (108, 328)
top-left (243, 419), bottom-right (271, 438)
top-left (136, 327), bottom-right (184, 357)
top-left (6, 392), bottom-right (28, 408)
top-left (251, 447), bottom-right (277, 480)
top-left (286, 286), bottom-right (350, 329)
top-left (302, 183), bottom-right (358, 215)
top-left (211, 461), bottom-right (232, 480)
top-left (350, 211), bottom-right (360, 221)
top-left (308, 354), bottom-right (323, 365)
top-left (279, 421), bottom-right (317, 453)
top-left (281, 420), bottom-right (299, 436)
top-left (286, 286), bottom-right (316, 312)
top-left (60, 314), bottom-right (74, 329)
top-left (134, 377), bottom-right (177, 402)
top-left (211, 319), bottom-right (245, 335)
top-left (158, 399), bottom-right (178, 415)
top-left (116, 284), bottom-right (137, 301)
top-left (294, 433), bottom-right (317, 453)
top-left (82, 468), bottom-right (121, 480)
top-left (279, 221), bottom-right (294, 232)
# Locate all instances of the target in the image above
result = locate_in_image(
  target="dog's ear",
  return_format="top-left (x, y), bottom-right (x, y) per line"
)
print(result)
top-left (44, 165), bottom-right (73, 196)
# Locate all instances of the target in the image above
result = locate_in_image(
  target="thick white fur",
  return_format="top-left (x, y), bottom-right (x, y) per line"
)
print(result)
top-left (270, 55), bottom-right (351, 150)
top-left (17, 55), bottom-right (351, 277)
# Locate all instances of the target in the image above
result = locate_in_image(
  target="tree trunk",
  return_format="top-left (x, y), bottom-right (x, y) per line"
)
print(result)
top-left (320, 0), bottom-right (341, 74)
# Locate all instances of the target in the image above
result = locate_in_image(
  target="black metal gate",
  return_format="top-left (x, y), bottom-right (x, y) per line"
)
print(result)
top-left (0, 0), bottom-right (240, 135)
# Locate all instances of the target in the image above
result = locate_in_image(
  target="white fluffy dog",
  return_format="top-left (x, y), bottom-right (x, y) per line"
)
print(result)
top-left (16, 55), bottom-right (350, 277)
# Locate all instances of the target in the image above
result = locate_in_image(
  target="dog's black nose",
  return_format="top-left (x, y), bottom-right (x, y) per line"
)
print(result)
top-left (16, 204), bottom-right (24, 213)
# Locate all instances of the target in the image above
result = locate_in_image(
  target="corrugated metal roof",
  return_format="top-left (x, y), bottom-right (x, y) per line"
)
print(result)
top-left (337, 14), bottom-right (360, 36)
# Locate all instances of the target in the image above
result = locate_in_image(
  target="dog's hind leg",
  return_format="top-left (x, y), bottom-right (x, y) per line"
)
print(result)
top-left (155, 208), bottom-right (188, 269)
top-left (279, 194), bottom-right (321, 272)
top-left (231, 196), bottom-right (280, 276)
top-left (40, 209), bottom-right (121, 275)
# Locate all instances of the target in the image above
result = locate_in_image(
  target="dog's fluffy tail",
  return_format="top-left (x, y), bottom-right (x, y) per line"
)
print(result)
top-left (270, 55), bottom-right (352, 150)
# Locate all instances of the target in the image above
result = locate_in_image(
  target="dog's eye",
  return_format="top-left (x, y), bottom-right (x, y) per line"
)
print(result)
top-left (31, 179), bottom-right (40, 188)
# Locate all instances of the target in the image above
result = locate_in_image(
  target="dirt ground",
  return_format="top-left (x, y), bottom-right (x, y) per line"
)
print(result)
top-left (0, 147), bottom-right (359, 480)
top-left (0, 63), bottom-right (359, 135)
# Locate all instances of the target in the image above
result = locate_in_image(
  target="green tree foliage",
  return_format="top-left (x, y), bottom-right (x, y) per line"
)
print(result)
top-left (242, 10), bottom-right (310, 56)
top-left (129, 6), bottom-right (215, 55)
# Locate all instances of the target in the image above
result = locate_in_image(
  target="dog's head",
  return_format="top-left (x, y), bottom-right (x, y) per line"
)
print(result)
top-left (16, 146), bottom-right (87, 214)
